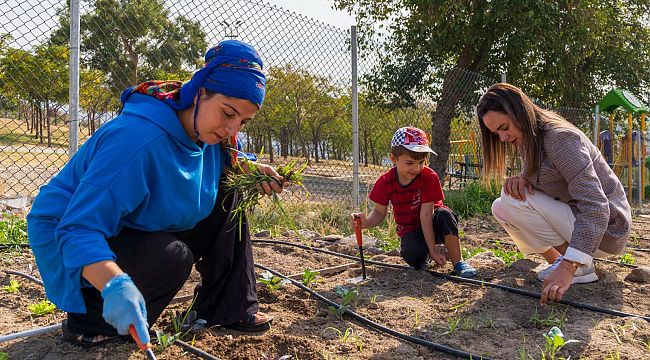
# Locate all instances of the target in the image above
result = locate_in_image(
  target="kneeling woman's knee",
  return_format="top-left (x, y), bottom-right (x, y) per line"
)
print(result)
top-left (159, 241), bottom-right (194, 281)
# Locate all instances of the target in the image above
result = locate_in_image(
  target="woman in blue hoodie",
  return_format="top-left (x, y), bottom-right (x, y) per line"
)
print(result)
top-left (27, 40), bottom-right (279, 347)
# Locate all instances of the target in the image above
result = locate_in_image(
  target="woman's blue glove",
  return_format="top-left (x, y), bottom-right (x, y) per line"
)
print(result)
top-left (100, 273), bottom-right (149, 344)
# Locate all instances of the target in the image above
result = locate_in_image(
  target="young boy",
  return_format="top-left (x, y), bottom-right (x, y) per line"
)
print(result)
top-left (351, 126), bottom-right (477, 278)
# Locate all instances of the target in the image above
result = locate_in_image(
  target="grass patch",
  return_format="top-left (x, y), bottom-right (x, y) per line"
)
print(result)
top-left (444, 181), bottom-right (500, 219)
top-left (0, 212), bottom-right (28, 245)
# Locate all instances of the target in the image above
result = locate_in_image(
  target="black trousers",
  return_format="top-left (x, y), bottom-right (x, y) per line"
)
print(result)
top-left (400, 207), bottom-right (459, 270)
top-left (67, 186), bottom-right (258, 336)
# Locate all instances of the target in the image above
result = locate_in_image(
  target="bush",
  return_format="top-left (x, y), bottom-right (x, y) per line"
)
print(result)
top-left (444, 181), bottom-right (500, 219)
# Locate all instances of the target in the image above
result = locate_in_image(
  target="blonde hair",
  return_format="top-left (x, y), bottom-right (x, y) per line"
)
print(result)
top-left (476, 83), bottom-right (574, 183)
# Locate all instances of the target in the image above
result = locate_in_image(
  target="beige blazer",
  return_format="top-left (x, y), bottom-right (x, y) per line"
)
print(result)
top-left (523, 124), bottom-right (631, 256)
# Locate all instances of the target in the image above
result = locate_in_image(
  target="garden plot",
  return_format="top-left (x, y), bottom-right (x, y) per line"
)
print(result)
top-left (1, 215), bottom-right (649, 359)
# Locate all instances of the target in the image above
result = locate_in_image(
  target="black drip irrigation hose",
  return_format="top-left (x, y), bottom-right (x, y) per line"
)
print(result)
top-left (255, 263), bottom-right (491, 360)
top-left (0, 243), bottom-right (31, 250)
top-left (2, 272), bottom-right (219, 360)
top-left (173, 339), bottom-right (220, 360)
top-left (4, 269), bottom-right (43, 286)
top-left (252, 239), bottom-right (650, 323)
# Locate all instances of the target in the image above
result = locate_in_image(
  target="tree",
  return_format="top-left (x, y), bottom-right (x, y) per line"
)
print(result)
top-left (335, 0), bottom-right (650, 179)
top-left (50, 0), bottom-right (207, 93)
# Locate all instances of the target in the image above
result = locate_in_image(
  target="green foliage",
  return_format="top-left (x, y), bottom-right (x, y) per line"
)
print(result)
top-left (491, 247), bottom-right (524, 266)
top-left (301, 269), bottom-right (321, 287)
top-left (462, 246), bottom-right (486, 260)
top-left (155, 329), bottom-right (179, 350)
top-left (2, 279), bottom-right (20, 293)
top-left (334, 285), bottom-right (360, 307)
top-left (258, 271), bottom-right (290, 292)
top-left (618, 252), bottom-right (636, 265)
top-left (27, 300), bottom-right (57, 316)
top-left (325, 326), bottom-right (363, 351)
top-left (444, 181), bottom-right (500, 219)
top-left (49, 0), bottom-right (207, 93)
top-left (540, 326), bottom-right (579, 360)
top-left (328, 304), bottom-right (349, 319)
top-left (225, 157), bottom-right (308, 239)
top-left (0, 213), bottom-right (28, 245)
top-left (0, 352), bottom-right (7, 360)
top-left (529, 306), bottom-right (568, 329)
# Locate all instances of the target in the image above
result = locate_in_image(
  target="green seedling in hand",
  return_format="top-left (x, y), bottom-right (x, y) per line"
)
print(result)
top-left (27, 299), bottom-right (56, 316)
top-left (224, 154), bottom-right (308, 240)
top-left (2, 279), bottom-right (20, 293)
top-left (259, 270), bottom-right (290, 292)
top-left (301, 269), bottom-right (321, 287)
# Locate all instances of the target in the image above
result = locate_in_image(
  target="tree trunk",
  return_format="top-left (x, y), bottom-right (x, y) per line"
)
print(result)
top-left (430, 69), bottom-right (465, 183)
top-left (268, 132), bottom-right (274, 163)
top-left (45, 100), bottom-right (52, 147)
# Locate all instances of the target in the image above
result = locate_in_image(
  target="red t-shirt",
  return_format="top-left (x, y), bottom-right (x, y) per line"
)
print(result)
top-left (369, 166), bottom-right (444, 237)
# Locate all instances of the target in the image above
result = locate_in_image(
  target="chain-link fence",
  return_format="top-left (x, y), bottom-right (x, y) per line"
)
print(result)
top-left (0, 0), bottom-right (604, 207)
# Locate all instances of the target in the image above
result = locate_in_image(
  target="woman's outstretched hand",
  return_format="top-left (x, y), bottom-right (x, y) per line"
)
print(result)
top-left (503, 175), bottom-right (534, 201)
top-left (540, 260), bottom-right (575, 306)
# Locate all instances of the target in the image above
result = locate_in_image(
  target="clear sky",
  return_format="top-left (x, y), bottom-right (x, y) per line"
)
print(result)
top-left (261, 0), bottom-right (356, 30)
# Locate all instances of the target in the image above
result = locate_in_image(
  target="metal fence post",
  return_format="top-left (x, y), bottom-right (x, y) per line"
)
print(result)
top-left (68, 0), bottom-right (80, 158)
top-left (351, 25), bottom-right (360, 209)
top-left (593, 105), bottom-right (599, 145)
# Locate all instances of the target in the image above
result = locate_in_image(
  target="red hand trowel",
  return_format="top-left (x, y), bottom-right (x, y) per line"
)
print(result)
top-left (347, 215), bottom-right (369, 284)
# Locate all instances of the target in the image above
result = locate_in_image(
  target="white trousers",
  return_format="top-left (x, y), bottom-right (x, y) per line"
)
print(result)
top-left (491, 189), bottom-right (611, 260)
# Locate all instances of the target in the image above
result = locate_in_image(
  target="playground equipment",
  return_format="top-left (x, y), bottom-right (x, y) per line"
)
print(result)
top-left (595, 89), bottom-right (649, 204)
top-left (446, 132), bottom-right (481, 189)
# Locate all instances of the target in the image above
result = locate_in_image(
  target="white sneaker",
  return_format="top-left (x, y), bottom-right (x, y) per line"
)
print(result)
top-left (537, 256), bottom-right (598, 284)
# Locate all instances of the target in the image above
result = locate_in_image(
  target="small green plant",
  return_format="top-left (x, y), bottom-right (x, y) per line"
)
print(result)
top-left (519, 335), bottom-right (527, 360)
top-left (0, 352), bottom-right (7, 360)
top-left (529, 305), bottom-right (568, 329)
top-left (462, 246), bottom-right (486, 260)
top-left (491, 247), bottom-right (524, 266)
top-left (2, 279), bottom-right (20, 293)
top-left (259, 270), bottom-right (290, 292)
top-left (155, 329), bottom-right (180, 350)
top-left (326, 326), bottom-right (363, 351)
top-left (27, 299), bottom-right (56, 316)
top-left (368, 294), bottom-right (379, 306)
top-left (328, 304), bottom-right (349, 319)
top-left (540, 326), bottom-right (579, 360)
top-left (301, 269), bottom-right (321, 287)
top-left (605, 351), bottom-right (621, 360)
top-left (334, 286), bottom-right (360, 307)
top-left (441, 317), bottom-right (461, 335)
top-left (0, 212), bottom-right (28, 245)
top-left (618, 252), bottom-right (636, 265)
top-left (462, 316), bottom-right (478, 330)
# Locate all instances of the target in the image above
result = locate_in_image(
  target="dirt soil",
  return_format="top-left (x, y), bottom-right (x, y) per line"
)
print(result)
top-left (1, 214), bottom-right (649, 360)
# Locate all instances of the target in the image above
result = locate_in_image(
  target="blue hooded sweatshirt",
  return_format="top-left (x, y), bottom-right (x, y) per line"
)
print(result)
top-left (27, 93), bottom-right (227, 313)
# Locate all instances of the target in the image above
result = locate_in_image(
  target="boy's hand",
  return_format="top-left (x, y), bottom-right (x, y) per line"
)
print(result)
top-left (350, 212), bottom-right (367, 229)
top-left (429, 250), bottom-right (447, 265)
top-left (428, 251), bottom-right (447, 266)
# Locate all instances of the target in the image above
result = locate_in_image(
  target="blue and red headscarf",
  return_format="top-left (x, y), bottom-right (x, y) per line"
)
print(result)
top-left (120, 40), bottom-right (266, 164)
